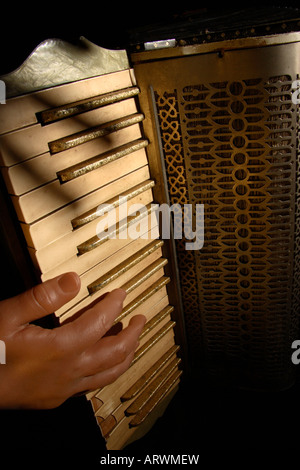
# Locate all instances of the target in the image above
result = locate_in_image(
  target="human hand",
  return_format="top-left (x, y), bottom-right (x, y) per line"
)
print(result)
top-left (0, 272), bottom-right (145, 409)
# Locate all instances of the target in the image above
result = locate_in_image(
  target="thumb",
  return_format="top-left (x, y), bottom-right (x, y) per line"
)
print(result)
top-left (4, 272), bottom-right (81, 327)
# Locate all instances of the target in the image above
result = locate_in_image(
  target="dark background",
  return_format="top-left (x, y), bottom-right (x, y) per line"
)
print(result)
top-left (1, 2), bottom-right (300, 464)
top-left (1, 1), bottom-right (300, 73)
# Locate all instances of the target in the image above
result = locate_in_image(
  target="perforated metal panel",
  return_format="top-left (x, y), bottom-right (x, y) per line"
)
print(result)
top-left (132, 35), bottom-right (300, 390)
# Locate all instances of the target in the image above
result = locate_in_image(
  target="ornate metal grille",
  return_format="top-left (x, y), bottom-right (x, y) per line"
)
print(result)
top-left (154, 74), bottom-right (299, 388)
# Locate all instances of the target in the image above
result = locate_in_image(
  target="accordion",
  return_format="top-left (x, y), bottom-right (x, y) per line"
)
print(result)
top-left (0, 8), bottom-right (300, 450)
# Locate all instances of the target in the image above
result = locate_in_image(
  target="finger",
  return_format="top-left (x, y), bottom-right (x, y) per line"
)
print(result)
top-left (58, 289), bottom-right (127, 351)
top-left (78, 350), bottom-right (136, 393)
top-left (79, 314), bottom-right (146, 375)
top-left (5, 272), bottom-right (81, 326)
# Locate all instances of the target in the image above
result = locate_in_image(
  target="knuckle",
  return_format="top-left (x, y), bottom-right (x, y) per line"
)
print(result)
top-left (104, 369), bottom-right (120, 386)
top-left (47, 330), bottom-right (70, 361)
top-left (95, 312), bottom-right (109, 334)
top-left (31, 284), bottom-right (53, 315)
top-left (104, 353), bottom-right (134, 385)
top-left (109, 290), bottom-right (126, 314)
top-left (114, 341), bottom-right (129, 364)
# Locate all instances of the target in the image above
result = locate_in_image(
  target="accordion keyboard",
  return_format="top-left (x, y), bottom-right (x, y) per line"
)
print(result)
top-left (0, 67), bottom-right (183, 449)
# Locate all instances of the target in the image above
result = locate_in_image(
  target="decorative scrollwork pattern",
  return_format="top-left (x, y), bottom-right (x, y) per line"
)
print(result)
top-left (155, 76), bottom-right (299, 388)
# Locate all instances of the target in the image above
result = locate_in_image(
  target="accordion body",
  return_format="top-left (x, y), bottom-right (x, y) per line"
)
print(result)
top-left (0, 14), bottom-right (300, 448)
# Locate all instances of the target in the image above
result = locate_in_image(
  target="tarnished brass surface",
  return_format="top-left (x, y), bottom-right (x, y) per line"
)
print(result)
top-left (120, 258), bottom-right (168, 296)
top-left (125, 357), bottom-right (181, 416)
top-left (131, 32), bottom-right (300, 63)
top-left (58, 138), bottom-right (148, 182)
top-left (114, 276), bottom-right (170, 324)
top-left (87, 239), bottom-right (164, 294)
top-left (77, 203), bottom-right (156, 254)
top-left (129, 368), bottom-right (182, 427)
top-left (72, 179), bottom-right (154, 229)
top-left (121, 345), bottom-right (179, 401)
top-left (38, 86), bottom-right (140, 125)
top-left (140, 305), bottom-right (174, 340)
top-left (49, 113), bottom-right (144, 154)
top-left (132, 35), bottom-right (300, 389)
top-left (132, 320), bottom-right (176, 366)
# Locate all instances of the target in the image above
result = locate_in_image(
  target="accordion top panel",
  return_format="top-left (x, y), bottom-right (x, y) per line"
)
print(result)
top-left (0, 37), bottom-right (130, 100)
top-left (127, 6), bottom-right (300, 54)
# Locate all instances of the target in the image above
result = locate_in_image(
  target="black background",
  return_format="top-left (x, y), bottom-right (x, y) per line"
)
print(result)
top-left (1, 1), bottom-right (300, 464)
top-left (1, 0), bottom-right (300, 74)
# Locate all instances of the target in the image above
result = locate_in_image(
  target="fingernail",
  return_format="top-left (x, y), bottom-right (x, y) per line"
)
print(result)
top-left (115, 288), bottom-right (127, 302)
top-left (58, 272), bottom-right (80, 293)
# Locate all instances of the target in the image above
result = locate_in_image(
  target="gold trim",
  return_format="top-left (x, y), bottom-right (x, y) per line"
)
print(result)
top-left (125, 357), bottom-right (181, 416)
top-left (72, 179), bottom-right (154, 229)
top-left (121, 345), bottom-right (179, 401)
top-left (129, 369), bottom-right (182, 427)
top-left (131, 32), bottom-right (300, 63)
top-left (77, 203), bottom-right (157, 255)
top-left (120, 258), bottom-right (168, 296)
top-left (114, 276), bottom-right (170, 324)
top-left (49, 113), bottom-right (144, 154)
top-left (38, 86), bottom-right (140, 125)
top-left (139, 305), bottom-right (174, 340)
top-left (132, 320), bottom-right (176, 365)
top-left (87, 239), bottom-right (164, 294)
